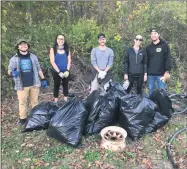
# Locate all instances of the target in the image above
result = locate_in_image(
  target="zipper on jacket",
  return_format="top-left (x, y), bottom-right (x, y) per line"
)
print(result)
top-left (136, 49), bottom-right (143, 64)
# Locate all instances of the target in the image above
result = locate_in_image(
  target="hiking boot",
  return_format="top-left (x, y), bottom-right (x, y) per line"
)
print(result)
top-left (18, 118), bottom-right (27, 126)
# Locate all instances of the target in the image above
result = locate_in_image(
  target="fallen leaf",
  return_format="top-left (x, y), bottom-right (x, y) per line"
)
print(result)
top-left (21, 143), bottom-right (27, 147)
top-left (23, 158), bottom-right (31, 162)
top-left (153, 136), bottom-right (161, 142)
top-left (137, 146), bottom-right (143, 150)
top-left (51, 166), bottom-right (58, 169)
top-left (17, 160), bottom-right (22, 164)
top-left (142, 158), bottom-right (152, 169)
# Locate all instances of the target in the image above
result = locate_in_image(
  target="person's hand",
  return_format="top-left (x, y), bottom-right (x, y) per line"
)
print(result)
top-left (41, 79), bottom-right (49, 88)
top-left (160, 76), bottom-right (165, 83)
top-left (58, 72), bottom-right (64, 78)
top-left (98, 70), bottom-right (102, 79)
top-left (144, 74), bottom-right (147, 82)
top-left (63, 71), bottom-right (69, 78)
top-left (124, 74), bottom-right (128, 80)
top-left (98, 71), bottom-right (107, 79)
top-left (123, 80), bottom-right (130, 90)
top-left (11, 68), bottom-right (19, 78)
top-left (160, 72), bottom-right (170, 83)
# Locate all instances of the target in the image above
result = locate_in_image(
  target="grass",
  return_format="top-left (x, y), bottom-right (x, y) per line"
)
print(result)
top-left (84, 150), bottom-right (101, 162)
top-left (1, 96), bottom-right (186, 169)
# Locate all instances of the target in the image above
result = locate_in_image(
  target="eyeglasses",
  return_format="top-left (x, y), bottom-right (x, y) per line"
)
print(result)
top-left (136, 38), bottom-right (143, 41)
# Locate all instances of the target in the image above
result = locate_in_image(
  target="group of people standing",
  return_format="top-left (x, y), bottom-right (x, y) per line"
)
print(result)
top-left (90, 28), bottom-right (171, 95)
top-left (8, 28), bottom-right (171, 125)
top-left (8, 34), bottom-right (71, 125)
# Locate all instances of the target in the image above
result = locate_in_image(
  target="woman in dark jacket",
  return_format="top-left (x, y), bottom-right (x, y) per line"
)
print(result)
top-left (124, 35), bottom-right (147, 94)
top-left (49, 34), bottom-right (71, 102)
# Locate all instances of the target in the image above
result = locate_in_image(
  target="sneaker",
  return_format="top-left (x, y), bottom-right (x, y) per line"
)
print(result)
top-left (19, 118), bottom-right (27, 126)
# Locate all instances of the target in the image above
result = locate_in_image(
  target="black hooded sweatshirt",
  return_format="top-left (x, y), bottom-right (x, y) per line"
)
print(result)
top-left (146, 38), bottom-right (171, 76)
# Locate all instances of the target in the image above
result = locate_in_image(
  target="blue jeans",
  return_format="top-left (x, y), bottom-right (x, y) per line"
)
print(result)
top-left (148, 75), bottom-right (166, 95)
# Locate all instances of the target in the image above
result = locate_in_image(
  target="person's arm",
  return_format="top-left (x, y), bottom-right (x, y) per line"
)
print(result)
top-left (164, 43), bottom-right (172, 73)
top-left (91, 48), bottom-right (101, 72)
top-left (104, 49), bottom-right (114, 72)
top-left (34, 56), bottom-right (45, 79)
top-left (8, 57), bottom-right (16, 75)
top-left (143, 49), bottom-right (148, 81)
top-left (124, 48), bottom-right (129, 80)
top-left (39, 70), bottom-right (45, 79)
top-left (67, 51), bottom-right (71, 71)
top-left (49, 48), bottom-right (60, 73)
top-left (143, 49), bottom-right (147, 74)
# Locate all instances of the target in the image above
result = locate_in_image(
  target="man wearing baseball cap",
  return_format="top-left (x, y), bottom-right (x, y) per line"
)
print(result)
top-left (8, 39), bottom-right (48, 125)
top-left (90, 33), bottom-right (114, 92)
top-left (146, 28), bottom-right (172, 95)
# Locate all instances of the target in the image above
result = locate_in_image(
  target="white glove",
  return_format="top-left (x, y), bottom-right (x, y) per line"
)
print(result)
top-left (98, 71), bottom-right (107, 79)
top-left (123, 80), bottom-right (130, 90)
top-left (160, 77), bottom-right (165, 83)
top-left (160, 72), bottom-right (170, 83)
top-left (58, 72), bottom-right (64, 78)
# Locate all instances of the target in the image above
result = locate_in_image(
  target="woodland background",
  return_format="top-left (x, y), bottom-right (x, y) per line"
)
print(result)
top-left (1, 1), bottom-right (187, 169)
top-left (1, 0), bottom-right (187, 97)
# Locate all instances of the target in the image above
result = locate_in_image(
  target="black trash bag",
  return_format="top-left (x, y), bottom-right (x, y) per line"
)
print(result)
top-left (83, 90), bottom-right (100, 114)
top-left (147, 89), bottom-right (174, 132)
top-left (47, 97), bottom-right (87, 147)
top-left (119, 94), bottom-right (157, 140)
top-left (107, 82), bottom-right (127, 100)
top-left (23, 101), bottom-right (60, 132)
top-left (149, 89), bottom-right (174, 118)
top-left (83, 89), bottom-right (119, 135)
top-left (145, 111), bottom-right (170, 133)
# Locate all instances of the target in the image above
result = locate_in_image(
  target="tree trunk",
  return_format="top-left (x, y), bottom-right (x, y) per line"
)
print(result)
top-left (97, 1), bottom-right (103, 25)
top-left (26, 2), bottom-right (32, 26)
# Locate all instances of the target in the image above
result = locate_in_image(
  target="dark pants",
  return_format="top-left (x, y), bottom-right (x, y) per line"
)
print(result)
top-left (126, 75), bottom-right (144, 94)
top-left (52, 71), bottom-right (69, 98)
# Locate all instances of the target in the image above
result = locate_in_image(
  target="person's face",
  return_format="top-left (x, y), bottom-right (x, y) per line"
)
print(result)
top-left (98, 37), bottom-right (106, 46)
top-left (151, 32), bottom-right (160, 41)
top-left (18, 42), bottom-right (29, 52)
top-left (134, 38), bottom-right (142, 46)
top-left (57, 35), bottom-right (65, 46)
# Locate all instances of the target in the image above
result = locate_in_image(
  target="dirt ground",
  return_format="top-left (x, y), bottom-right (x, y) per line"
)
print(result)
top-left (1, 56), bottom-right (186, 169)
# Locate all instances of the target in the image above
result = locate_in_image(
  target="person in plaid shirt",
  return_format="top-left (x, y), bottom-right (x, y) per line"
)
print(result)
top-left (8, 39), bottom-right (48, 125)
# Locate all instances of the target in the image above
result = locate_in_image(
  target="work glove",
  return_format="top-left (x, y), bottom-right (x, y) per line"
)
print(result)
top-left (63, 71), bottom-right (69, 78)
top-left (123, 80), bottom-right (130, 90)
top-left (160, 72), bottom-right (170, 83)
top-left (144, 74), bottom-right (147, 82)
top-left (41, 79), bottom-right (49, 88)
top-left (11, 68), bottom-right (19, 78)
top-left (98, 71), bottom-right (107, 79)
top-left (58, 72), bottom-right (64, 79)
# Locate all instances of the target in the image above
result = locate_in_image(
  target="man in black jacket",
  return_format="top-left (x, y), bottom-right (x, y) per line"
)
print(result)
top-left (146, 28), bottom-right (171, 95)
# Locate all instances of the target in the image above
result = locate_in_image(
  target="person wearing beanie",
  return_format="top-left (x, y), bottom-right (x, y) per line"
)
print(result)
top-left (8, 39), bottom-right (47, 125)
top-left (90, 33), bottom-right (114, 92)
top-left (146, 28), bottom-right (172, 95)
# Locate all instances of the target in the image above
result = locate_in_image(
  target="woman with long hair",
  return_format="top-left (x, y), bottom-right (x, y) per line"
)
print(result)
top-left (49, 34), bottom-right (71, 102)
top-left (124, 35), bottom-right (147, 94)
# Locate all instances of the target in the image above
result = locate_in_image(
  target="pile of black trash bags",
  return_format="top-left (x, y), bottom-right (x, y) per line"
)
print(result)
top-left (23, 82), bottom-right (174, 147)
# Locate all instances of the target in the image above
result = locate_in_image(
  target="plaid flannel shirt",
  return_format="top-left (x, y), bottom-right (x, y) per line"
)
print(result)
top-left (8, 53), bottom-right (42, 90)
